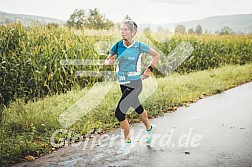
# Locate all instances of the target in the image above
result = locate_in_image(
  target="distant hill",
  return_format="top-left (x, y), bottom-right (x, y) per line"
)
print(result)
top-left (1, 11), bottom-right (251, 34)
top-left (140, 14), bottom-right (252, 34)
top-left (0, 11), bottom-right (64, 26)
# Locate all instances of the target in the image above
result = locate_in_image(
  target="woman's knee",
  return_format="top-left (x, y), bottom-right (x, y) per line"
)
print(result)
top-left (135, 104), bottom-right (144, 115)
top-left (115, 107), bottom-right (126, 122)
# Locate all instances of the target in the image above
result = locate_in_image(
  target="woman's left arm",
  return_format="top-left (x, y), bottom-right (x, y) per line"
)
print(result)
top-left (142, 48), bottom-right (160, 80)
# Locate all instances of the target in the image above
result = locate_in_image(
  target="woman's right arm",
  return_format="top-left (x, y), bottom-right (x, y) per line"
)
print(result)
top-left (104, 54), bottom-right (115, 65)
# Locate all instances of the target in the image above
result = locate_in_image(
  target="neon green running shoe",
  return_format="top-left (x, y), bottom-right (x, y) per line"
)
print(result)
top-left (117, 141), bottom-right (134, 155)
top-left (146, 124), bottom-right (157, 145)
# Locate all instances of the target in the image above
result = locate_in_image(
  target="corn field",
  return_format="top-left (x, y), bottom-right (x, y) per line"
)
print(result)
top-left (0, 23), bottom-right (252, 106)
top-left (0, 23), bottom-right (113, 106)
top-left (145, 32), bottom-right (252, 73)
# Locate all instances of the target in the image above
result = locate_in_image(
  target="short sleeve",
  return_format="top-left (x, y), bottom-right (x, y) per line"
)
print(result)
top-left (109, 42), bottom-right (118, 56)
top-left (140, 42), bottom-right (150, 54)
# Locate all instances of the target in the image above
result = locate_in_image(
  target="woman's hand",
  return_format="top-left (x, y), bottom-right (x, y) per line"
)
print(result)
top-left (141, 68), bottom-right (151, 80)
top-left (104, 55), bottom-right (115, 65)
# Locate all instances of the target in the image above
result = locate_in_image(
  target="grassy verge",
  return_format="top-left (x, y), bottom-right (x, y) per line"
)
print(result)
top-left (1, 64), bottom-right (252, 165)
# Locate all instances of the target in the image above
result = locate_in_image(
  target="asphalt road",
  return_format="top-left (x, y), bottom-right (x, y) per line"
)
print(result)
top-left (14, 82), bottom-right (252, 167)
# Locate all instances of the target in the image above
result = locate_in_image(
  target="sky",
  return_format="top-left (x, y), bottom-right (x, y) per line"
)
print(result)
top-left (0, 0), bottom-right (251, 24)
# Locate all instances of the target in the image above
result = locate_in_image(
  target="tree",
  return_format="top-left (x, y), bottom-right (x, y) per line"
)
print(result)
top-left (219, 26), bottom-right (233, 35)
top-left (47, 23), bottom-right (59, 29)
top-left (4, 18), bottom-right (10, 24)
top-left (86, 8), bottom-right (113, 30)
top-left (124, 14), bottom-right (132, 21)
top-left (66, 9), bottom-right (86, 28)
top-left (188, 28), bottom-right (194, 34)
top-left (66, 8), bottom-right (114, 30)
top-left (175, 24), bottom-right (186, 34)
top-left (195, 24), bottom-right (202, 35)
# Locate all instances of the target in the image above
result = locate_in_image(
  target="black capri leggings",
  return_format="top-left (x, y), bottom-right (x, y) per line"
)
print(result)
top-left (115, 79), bottom-right (144, 122)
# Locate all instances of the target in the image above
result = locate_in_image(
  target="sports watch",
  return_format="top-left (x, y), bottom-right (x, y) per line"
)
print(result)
top-left (148, 65), bottom-right (154, 71)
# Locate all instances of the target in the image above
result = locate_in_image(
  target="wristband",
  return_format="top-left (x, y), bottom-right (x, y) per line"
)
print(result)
top-left (148, 65), bottom-right (153, 71)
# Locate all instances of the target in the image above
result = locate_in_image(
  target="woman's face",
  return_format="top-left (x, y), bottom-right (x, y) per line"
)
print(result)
top-left (120, 23), bottom-right (134, 41)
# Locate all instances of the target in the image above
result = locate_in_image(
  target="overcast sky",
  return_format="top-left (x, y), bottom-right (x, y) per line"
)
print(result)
top-left (0, 0), bottom-right (251, 24)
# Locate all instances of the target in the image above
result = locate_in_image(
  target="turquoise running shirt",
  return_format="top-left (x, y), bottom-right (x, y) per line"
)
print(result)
top-left (109, 40), bottom-right (150, 84)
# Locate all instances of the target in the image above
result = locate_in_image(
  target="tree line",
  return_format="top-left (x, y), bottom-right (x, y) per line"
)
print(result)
top-left (1, 8), bottom-right (239, 34)
top-left (174, 24), bottom-right (235, 35)
top-left (66, 8), bottom-right (114, 30)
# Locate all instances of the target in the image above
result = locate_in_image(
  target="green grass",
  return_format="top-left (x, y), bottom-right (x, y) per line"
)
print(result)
top-left (1, 63), bottom-right (252, 166)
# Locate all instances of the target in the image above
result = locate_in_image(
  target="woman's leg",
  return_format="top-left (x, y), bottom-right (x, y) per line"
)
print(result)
top-left (115, 85), bottom-right (133, 141)
top-left (116, 79), bottom-right (150, 141)
top-left (128, 80), bottom-right (152, 130)
top-left (119, 119), bottom-right (131, 141)
top-left (136, 104), bottom-right (156, 144)
top-left (139, 110), bottom-right (151, 130)
top-left (121, 79), bottom-right (155, 145)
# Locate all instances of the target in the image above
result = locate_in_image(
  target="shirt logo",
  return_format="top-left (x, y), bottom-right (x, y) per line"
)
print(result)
top-left (128, 57), bottom-right (135, 60)
top-left (119, 76), bottom-right (126, 81)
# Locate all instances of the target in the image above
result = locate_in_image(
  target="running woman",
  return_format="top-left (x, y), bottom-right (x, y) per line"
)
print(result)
top-left (104, 20), bottom-right (160, 154)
